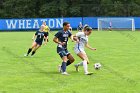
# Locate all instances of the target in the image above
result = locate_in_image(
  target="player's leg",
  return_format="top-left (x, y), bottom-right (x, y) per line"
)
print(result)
top-left (76, 52), bottom-right (92, 75)
top-left (84, 54), bottom-right (90, 64)
top-left (61, 56), bottom-right (68, 74)
top-left (66, 53), bottom-right (75, 66)
top-left (74, 47), bottom-right (84, 71)
top-left (82, 53), bottom-right (93, 75)
top-left (74, 52), bottom-right (84, 72)
top-left (31, 44), bottom-right (41, 56)
top-left (108, 26), bottom-right (112, 31)
top-left (74, 48), bottom-right (87, 67)
top-left (77, 52), bottom-right (88, 72)
top-left (58, 51), bottom-right (69, 75)
top-left (25, 42), bottom-right (37, 56)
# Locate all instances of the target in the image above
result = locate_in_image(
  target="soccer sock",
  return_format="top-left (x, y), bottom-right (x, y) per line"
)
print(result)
top-left (27, 48), bottom-right (32, 55)
top-left (61, 62), bottom-right (66, 72)
top-left (31, 51), bottom-right (36, 56)
top-left (83, 60), bottom-right (88, 73)
top-left (47, 39), bottom-right (49, 42)
top-left (66, 60), bottom-right (71, 66)
top-left (77, 62), bottom-right (83, 66)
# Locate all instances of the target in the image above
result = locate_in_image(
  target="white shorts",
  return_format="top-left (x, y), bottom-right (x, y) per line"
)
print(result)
top-left (74, 47), bottom-right (86, 54)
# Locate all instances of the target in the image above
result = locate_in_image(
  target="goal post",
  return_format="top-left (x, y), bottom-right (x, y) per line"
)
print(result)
top-left (98, 18), bottom-right (135, 31)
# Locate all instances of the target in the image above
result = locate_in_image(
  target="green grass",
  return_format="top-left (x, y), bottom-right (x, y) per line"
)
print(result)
top-left (0, 31), bottom-right (139, 93)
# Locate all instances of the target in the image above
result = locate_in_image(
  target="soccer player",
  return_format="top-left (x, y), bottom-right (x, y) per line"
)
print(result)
top-left (41, 21), bottom-right (50, 42)
top-left (77, 22), bottom-right (83, 32)
top-left (108, 21), bottom-right (112, 31)
top-left (24, 25), bottom-right (48, 57)
top-left (73, 27), bottom-right (96, 75)
top-left (53, 22), bottom-right (75, 75)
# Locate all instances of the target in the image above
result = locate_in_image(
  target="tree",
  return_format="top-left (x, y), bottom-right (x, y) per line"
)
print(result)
top-left (0, 0), bottom-right (140, 18)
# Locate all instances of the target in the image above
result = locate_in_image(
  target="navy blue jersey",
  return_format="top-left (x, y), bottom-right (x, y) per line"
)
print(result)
top-left (35, 31), bottom-right (46, 43)
top-left (54, 30), bottom-right (72, 49)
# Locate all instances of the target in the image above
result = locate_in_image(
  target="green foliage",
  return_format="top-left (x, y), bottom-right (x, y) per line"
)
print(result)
top-left (39, 1), bottom-right (59, 17)
top-left (0, 0), bottom-right (140, 18)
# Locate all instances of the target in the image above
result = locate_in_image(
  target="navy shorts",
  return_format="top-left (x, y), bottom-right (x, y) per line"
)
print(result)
top-left (35, 40), bottom-right (43, 45)
top-left (57, 47), bottom-right (70, 58)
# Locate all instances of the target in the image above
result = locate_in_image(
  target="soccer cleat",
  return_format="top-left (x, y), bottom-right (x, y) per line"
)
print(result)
top-left (24, 54), bottom-right (28, 57)
top-left (85, 72), bottom-right (93, 75)
top-left (61, 72), bottom-right (70, 75)
top-left (74, 64), bottom-right (79, 72)
top-left (58, 65), bottom-right (62, 73)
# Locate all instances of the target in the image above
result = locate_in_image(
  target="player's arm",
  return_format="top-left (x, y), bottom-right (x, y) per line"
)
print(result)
top-left (32, 33), bottom-right (37, 40)
top-left (53, 37), bottom-right (63, 45)
top-left (53, 31), bottom-right (65, 45)
top-left (53, 37), bottom-right (59, 43)
top-left (85, 43), bottom-right (96, 51)
top-left (48, 27), bottom-right (50, 32)
top-left (72, 32), bottom-right (83, 42)
top-left (69, 35), bottom-right (74, 42)
top-left (53, 37), bottom-right (65, 45)
top-left (53, 32), bottom-right (60, 44)
top-left (68, 31), bottom-right (75, 42)
top-left (72, 34), bottom-right (79, 43)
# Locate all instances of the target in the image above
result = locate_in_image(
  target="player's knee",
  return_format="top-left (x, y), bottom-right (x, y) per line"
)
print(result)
top-left (72, 58), bottom-right (75, 62)
top-left (83, 59), bottom-right (89, 64)
top-left (62, 57), bottom-right (68, 62)
top-left (70, 58), bottom-right (75, 63)
top-left (84, 58), bottom-right (89, 64)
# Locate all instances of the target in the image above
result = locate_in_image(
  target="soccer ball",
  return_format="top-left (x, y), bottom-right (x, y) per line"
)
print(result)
top-left (94, 63), bottom-right (101, 69)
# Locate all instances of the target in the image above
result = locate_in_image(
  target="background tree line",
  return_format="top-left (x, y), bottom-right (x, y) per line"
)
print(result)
top-left (0, 0), bottom-right (140, 18)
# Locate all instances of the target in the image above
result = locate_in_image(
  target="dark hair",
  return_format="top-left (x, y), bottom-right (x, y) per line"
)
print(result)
top-left (86, 27), bottom-right (92, 31)
top-left (63, 22), bottom-right (70, 27)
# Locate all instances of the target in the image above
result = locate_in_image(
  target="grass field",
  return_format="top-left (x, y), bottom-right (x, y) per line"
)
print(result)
top-left (0, 31), bottom-right (140, 93)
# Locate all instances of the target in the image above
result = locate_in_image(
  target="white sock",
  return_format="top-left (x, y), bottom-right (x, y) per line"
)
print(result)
top-left (77, 62), bottom-right (83, 66)
top-left (83, 60), bottom-right (88, 74)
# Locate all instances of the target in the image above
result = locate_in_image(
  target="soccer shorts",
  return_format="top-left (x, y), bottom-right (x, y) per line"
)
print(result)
top-left (74, 47), bottom-right (86, 54)
top-left (57, 47), bottom-right (70, 58)
top-left (35, 40), bottom-right (43, 46)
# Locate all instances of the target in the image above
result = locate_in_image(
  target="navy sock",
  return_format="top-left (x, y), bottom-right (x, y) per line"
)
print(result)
top-left (61, 62), bottom-right (66, 72)
top-left (31, 51), bottom-right (36, 56)
top-left (66, 60), bottom-right (71, 66)
top-left (27, 48), bottom-right (32, 55)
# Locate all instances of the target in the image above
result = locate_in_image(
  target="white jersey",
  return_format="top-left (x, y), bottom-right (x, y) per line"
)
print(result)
top-left (74, 32), bottom-right (88, 54)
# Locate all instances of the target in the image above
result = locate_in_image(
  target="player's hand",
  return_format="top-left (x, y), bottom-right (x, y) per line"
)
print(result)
top-left (59, 42), bottom-right (66, 46)
top-left (71, 39), bottom-right (77, 43)
top-left (73, 39), bottom-right (80, 43)
top-left (61, 42), bottom-right (66, 45)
